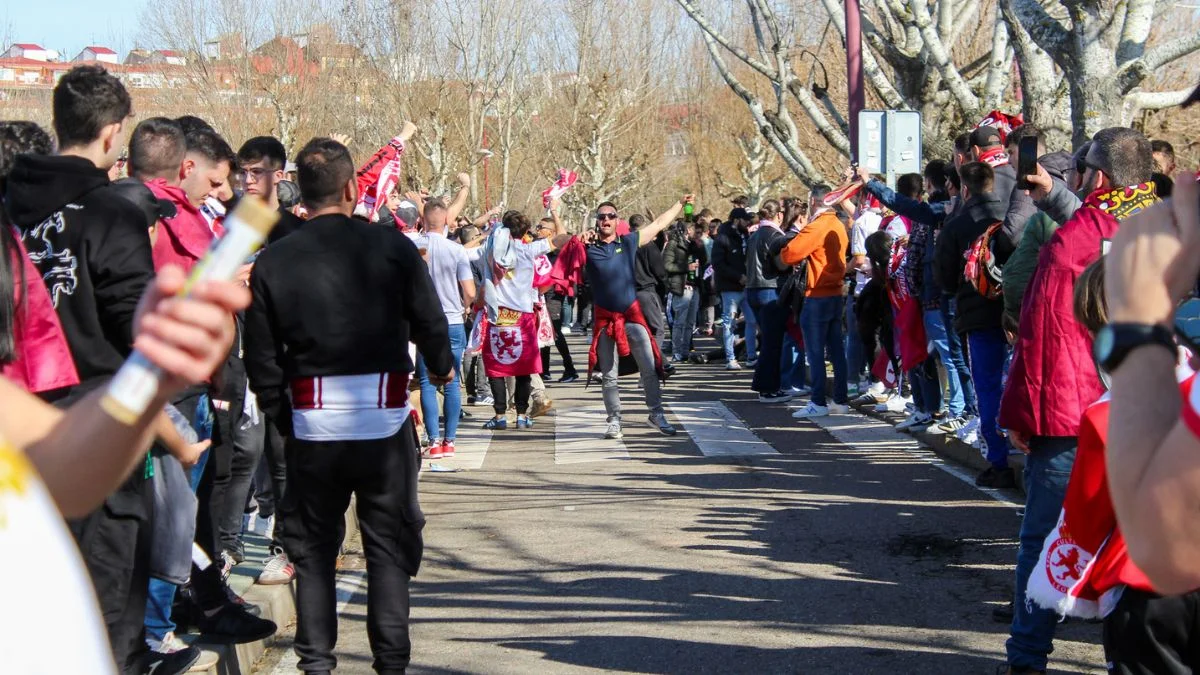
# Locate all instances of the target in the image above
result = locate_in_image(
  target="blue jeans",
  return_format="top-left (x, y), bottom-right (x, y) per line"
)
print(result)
top-left (1007, 436), bottom-right (1078, 671)
top-left (742, 294), bottom-right (758, 360)
top-left (940, 295), bottom-right (977, 416)
top-left (720, 291), bottom-right (744, 363)
top-left (923, 309), bottom-right (966, 417)
top-left (967, 327), bottom-right (1009, 469)
top-left (780, 332), bottom-right (807, 391)
top-left (417, 322), bottom-right (467, 442)
top-left (846, 295), bottom-right (865, 382)
top-left (800, 295), bottom-right (849, 406)
top-left (748, 288), bottom-right (784, 394)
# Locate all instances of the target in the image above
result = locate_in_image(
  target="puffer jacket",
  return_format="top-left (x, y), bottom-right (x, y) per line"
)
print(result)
top-left (998, 184), bottom-right (1158, 437)
top-left (1001, 211), bottom-right (1059, 326)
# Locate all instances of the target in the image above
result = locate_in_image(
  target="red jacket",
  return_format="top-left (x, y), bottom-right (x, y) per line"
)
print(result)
top-left (2, 226), bottom-right (79, 393)
top-left (146, 179), bottom-right (213, 273)
top-left (998, 184), bottom-right (1156, 437)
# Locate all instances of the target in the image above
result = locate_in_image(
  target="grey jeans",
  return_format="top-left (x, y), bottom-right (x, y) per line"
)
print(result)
top-left (596, 321), bottom-right (664, 421)
top-left (670, 286), bottom-right (699, 359)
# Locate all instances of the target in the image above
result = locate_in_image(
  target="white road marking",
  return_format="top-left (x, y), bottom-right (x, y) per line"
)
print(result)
top-left (270, 569), bottom-right (367, 674)
top-left (437, 423), bottom-right (492, 470)
top-left (667, 401), bottom-right (779, 456)
top-left (806, 413), bottom-right (1022, 507)
top-left (554, 405), bottom-right (630, 464)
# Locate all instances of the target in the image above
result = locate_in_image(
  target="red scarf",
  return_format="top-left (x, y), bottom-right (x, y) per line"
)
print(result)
top-left (976, 146), bottom-right (1010, 168)
top-left (587, 300), bottom-right (665, 382)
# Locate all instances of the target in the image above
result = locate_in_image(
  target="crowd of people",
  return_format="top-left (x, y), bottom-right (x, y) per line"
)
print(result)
top-left (3, 62), bottom-right (1200, 675)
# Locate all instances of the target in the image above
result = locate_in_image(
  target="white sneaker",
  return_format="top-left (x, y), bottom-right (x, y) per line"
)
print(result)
top-left (604, 420), bottom-right (624, 439)
top-left (251, 513), bottom-right (275, 540)
top-left (866, 380), bottom-right (887, 396)
top-left (726, 361), bottom-right (742, 371)
top-left (257, 547), bottom-right (295, 585)
top-left (874, 394), bottom-right (911, 414)
top-left (792, 402), bottom-right (830, 418)
top-left (828, 403), bottom-right (850, 415)
top-left (956, 416), bottom-right (981, 441)
top-left (789, 385), bottom-right (812, 396)
top-left (648, 413), bottom-right (677, 436)
top-left (561, 325), bottom-right (572, 335)
top-left (896, 412), bottom-right (933, 431)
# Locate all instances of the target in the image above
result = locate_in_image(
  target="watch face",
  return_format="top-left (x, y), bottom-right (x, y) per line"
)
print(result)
top-left (1094, 325), bottom-right (1115, 364)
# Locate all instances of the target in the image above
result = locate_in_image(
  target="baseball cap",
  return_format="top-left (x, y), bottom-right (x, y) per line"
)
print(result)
top-left (728, 207), bottom-right (753, 222)
top-left (277, 180), bottom-right (300, 209)
top-left (394, 200), bottom-right (420, 229)
top-left (970, 125), bottom-right (1003, 148)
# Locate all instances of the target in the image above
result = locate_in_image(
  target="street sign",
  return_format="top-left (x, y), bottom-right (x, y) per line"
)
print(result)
top-left (857, 110), bottom-right (922, 188)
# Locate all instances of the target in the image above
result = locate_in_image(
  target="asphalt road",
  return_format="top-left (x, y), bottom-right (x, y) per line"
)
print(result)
top-left (260, 334), bottom-right (1104, 675)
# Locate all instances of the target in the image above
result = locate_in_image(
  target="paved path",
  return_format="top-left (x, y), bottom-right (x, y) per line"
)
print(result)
top-left (260, 335), bottom-right (1104, 674)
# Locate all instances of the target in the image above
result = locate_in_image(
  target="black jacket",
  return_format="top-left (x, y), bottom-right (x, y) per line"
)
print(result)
top-left (710, 222), bottom-right (747, 293)
top-left (635, 238), bottom-right (667, 296)
top-left (4, 154), bottom-right (154, 390)
top-left (244, 214), bottom-right (453, 435)
top-left (934, 192), bottom-right (1007, 334)
top-left (662, 227), bottom-right (707, 297)
top-left (267, 208), bottom-right (305, 244)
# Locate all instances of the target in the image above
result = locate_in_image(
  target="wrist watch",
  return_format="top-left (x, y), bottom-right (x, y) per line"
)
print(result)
top-left (1093, 322), bottom-right (1175, 372)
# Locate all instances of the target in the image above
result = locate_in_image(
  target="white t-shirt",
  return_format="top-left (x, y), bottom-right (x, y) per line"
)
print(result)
top-left (850, 210), bottom-right (883, 295)
top-left (415, 231), bottom-right (473, 325)
top-left (0, 439), bottom-right (116, 674)
top-left (492, 237), bottom-right (551, 314)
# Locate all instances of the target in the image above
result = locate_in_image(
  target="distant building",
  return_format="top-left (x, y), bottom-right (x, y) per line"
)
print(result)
top-left (3, 43), bottom-right (55, 62)
top-left (126, 49), bottom-right (187, 67)
top-left (74, 46), bottom-right (119, 64)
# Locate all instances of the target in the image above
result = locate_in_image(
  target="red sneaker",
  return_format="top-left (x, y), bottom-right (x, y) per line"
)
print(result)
top-left (441, 440), bottom-right (456, 458)
top-left (425, 443), bottom-right (444, 460)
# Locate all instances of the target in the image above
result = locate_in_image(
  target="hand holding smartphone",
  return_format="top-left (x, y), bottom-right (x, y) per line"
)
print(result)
top-left (1016, 135), bottom-right (1040, 191)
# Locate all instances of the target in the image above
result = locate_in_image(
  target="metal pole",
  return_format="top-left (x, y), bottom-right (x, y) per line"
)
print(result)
top-left (845, 0), bottom-right (865, 164)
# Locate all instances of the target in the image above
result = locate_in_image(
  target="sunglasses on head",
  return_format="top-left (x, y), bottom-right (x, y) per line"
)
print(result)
top-left (596, 213), bottom-right (618, 221)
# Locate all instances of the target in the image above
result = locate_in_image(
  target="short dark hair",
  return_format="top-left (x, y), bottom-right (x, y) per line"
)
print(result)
top-left (237, 136), bottom-right (287, 171)
top-left (52, 65), bottom-right (132, 149)
top-left (1091, 127), bottom-right (1153, 187)
top-left (0, 121), bottom-right (53, 186)
top-left (732, 195), bottom-right (749, 207)
top-left (1006, 123), bottom-right (1042, 152)
top-left (296, 137), bottom-right (355, 209)
top-left (128, 117), bottom-right (185, 181)
top-left (596, 201), bottom-right (617, 213)
top-left (628, 214), bottom-right (647, 230)
top-left (502, 210), bottom-right (532, 237)
top-left (1073, 259), bottom-right (1108, 335)
top-left (809, 184), bottom-right (832, 205)
top-left (1152, 172), bottom-right (1174, 198)
top-left (1151, 139), bottom-right (1175, 159)
top-left (923, 159), bottom-right (948, 187)
top-left (897, 173), bottom-right (923, 200)
top-left (959, 162), bottom-right (994, 196)
top-left (184, 127), bottom-right (235, 167)
top-left (757, 199), bottom-right (781, 221)
top-left (174, 115), bottom-right (214, 136)
top-left (954, 132), bottom-right (972, 155)
top-left (944, 165), bottom-right (960, 191)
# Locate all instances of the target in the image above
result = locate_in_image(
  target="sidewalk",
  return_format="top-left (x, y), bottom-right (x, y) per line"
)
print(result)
top-left (185, 504), bottom-right (360, 674)
top-left (851, 401), bottom-right (1029, 495)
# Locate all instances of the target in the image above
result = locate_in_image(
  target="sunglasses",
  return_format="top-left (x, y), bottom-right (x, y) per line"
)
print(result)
top-left (596, 213), bottom-right (618, 221)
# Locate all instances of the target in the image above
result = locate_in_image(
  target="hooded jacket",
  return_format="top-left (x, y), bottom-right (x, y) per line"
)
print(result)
top-left (4, 154), bottom-right (154, 390)
top-left (999, 183), bottom-right (1158, 438)
top-left (710, 221), bottom-right (747, 293)
top-left (934, 192), bottom-right (1007, 334)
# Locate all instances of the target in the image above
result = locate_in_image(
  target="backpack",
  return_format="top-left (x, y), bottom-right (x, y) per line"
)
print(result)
top-left (963, 221), bottom-right (1004, 300)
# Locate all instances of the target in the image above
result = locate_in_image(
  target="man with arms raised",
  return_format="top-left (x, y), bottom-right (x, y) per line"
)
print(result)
top-left (584, 196), bottom-right (692, 440)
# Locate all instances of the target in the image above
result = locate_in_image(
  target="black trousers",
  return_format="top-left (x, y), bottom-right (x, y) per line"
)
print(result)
top-left (490, 375), bottom-right (531, 415)
top-left (279, 419), bottom-right (425, 674)
top-left (1104, 587), bottom-right (1200, 674)
top-left (540, 293), bottom-right (577, 378)
top-left (69, 470), bottom-right (153, 674)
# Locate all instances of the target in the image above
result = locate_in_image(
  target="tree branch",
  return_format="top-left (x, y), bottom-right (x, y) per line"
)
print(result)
top-left (1126, 86), bottom-right (1196, 111)
top-left (982, 10), bottom-right (1013, 110)
top-left (820, 0), bottom-right (909, 110)
top-left (908, 0), bottom-right (980, 114)
top-left (1003, 0), bottom-right (1071, 56)
top-left (673, 0), bottom-right (777, 81)
top-left (1115, 0), bottom-right (1156, 63)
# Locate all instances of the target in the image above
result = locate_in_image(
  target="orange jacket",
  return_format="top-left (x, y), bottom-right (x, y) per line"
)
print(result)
top-left (780, 211), bottom-right (848, 297)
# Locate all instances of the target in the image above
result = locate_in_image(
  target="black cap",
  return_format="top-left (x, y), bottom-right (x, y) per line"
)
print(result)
top-left (970, 125), bottom-right (1003, 148)
top-left (277, 180), bottom-right (300, 209)
top-left (394, 200), bottom-right (420, 229)
top-left (729, 207), bottom-right (753, 222)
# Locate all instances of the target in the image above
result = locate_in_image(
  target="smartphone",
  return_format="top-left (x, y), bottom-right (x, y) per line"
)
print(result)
top-left (1016, 136), bottom-right (1040, 190)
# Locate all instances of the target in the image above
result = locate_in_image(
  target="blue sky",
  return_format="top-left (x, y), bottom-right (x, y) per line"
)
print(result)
top-left (2, 0), bottom-right (147, 58)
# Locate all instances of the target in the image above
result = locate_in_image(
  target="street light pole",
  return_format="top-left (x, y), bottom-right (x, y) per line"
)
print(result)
top-left (846, 0), bottom-right (865, 164)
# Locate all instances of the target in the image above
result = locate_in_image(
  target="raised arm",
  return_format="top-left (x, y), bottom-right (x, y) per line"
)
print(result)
top-left (473, 205), bottom-right (502, 228)
top-left (447, 172), bottom-right (471, 224)
top-left (638, 195), bottom-right (693, 247)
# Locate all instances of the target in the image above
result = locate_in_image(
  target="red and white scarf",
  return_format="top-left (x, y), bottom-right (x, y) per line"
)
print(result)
top-left (542, 169), bottom-right (578, 209)
top-left (354, 136), bottom-right (407, 223)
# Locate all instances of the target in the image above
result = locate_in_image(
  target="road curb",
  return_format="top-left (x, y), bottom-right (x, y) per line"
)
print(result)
top-left (193, 501), bottom-right (361, 674)
top-left (850, 402), bottom-right (1028, 495)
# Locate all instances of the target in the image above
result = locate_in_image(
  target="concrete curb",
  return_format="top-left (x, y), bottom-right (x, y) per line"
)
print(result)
top-left (192, 502), bottom-right (361, 674)
top-left (850, 402), bottom-right (1029, 495)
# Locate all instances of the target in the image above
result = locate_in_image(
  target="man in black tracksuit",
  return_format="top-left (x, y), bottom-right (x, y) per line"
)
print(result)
top-left (244, 137), bottom-right (453, 675)
top-left (3, 66), bottom-right (158, 674)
